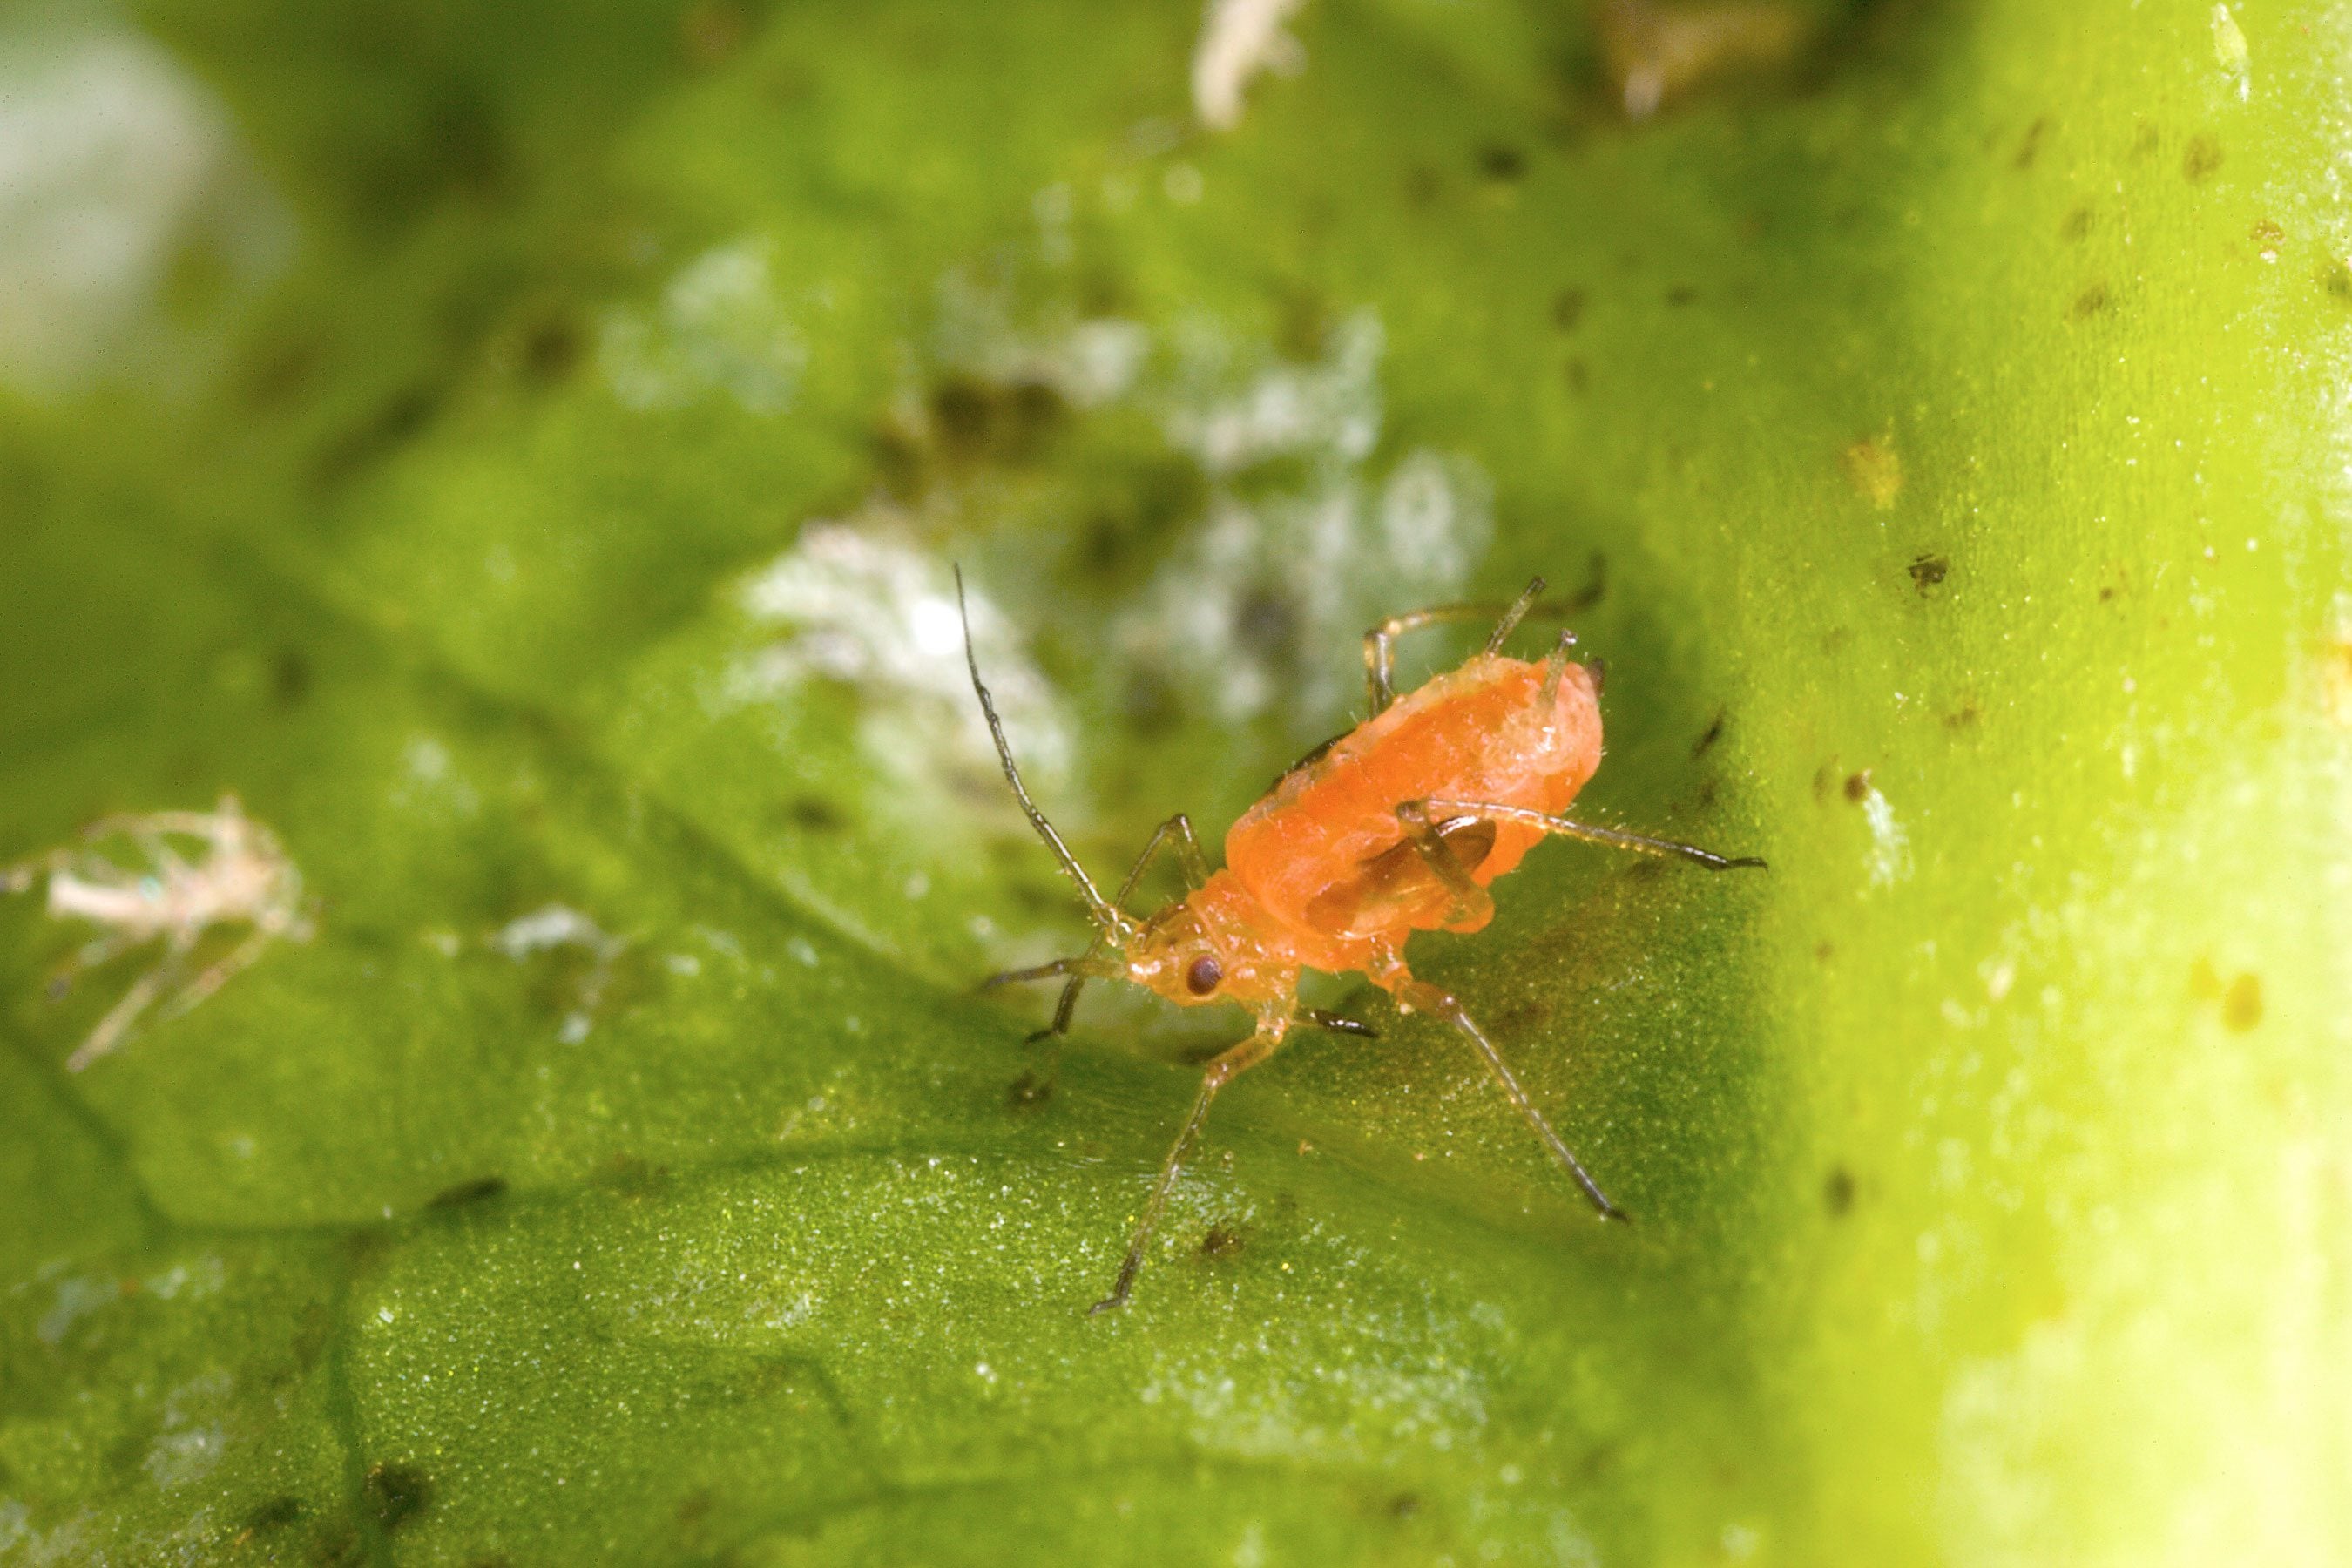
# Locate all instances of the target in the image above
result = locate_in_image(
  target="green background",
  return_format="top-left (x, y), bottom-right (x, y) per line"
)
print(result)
top-left (1, 0), bottom-right (2345, 1562)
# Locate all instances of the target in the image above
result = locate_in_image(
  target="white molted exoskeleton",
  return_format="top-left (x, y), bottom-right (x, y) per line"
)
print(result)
top-left (3, 795), bottom-right (312, 1071)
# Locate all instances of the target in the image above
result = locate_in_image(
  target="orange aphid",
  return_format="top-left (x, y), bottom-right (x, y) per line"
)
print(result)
top-left (962, 572), bottom-right (1762, 1312)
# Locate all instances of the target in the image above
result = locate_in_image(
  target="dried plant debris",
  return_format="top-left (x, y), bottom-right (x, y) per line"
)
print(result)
top-left (3, 795), bottom-right (312, 1071)
top-left (1595, 0), bottom-right (1813, 120)
top-left (1193, 0), bottom-right (1309, 132)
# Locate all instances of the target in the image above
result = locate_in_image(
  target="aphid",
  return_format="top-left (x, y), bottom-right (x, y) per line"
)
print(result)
top-left (2, 795), bottom-right (312, 1071)
top-left (960, 571), bottom-right (1764, 1312)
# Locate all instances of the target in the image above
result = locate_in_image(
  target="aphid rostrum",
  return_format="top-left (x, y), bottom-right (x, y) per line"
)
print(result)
top-left (3, 795), bottom-right (312, 1071)
top-left (960, 572), bottom-right (1763, 1313)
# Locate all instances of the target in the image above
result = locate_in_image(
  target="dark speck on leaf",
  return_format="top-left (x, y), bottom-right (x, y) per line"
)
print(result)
top-left (1389, 1493), bottom-right (1422, 1519)
top-left (427, 1175), bottom-right (508, 1209)
top-left (1908, 553), bottom-right (1949, 593)
top-left (273, 650), bottom-right (312, 707)
top-left (310, 386), bottom-right (440, 490)
top-left (1477, 143), bottom-right (1526, 181)
top-left (929, 375), bottom-right (1064, 465)
top-left (681, 1), bottom-right (752, 66)
top-left (783, 795), bottom-right (847, 834)
top-left (1008, 1071), bottom-right (1053, 1110)
top-left (2059, 206), bottom-right (2092, 241)
top-left (1843, 769), bottom-right (1872, 803)
top-left (2223, 973), bottom-right (2263, 1031)
top-left (1824, 1166), bottom-right (1855, 1216)
top-left (1234, 589), bottom-right (1300, 660)
top-left (2182, 134), bottom-right (2223, 182)
top-left (1551, 288), bottom-right (1586, 330)
top-left (2012, 116), bottom-right (2050, 170)
top-left (1200, 1224), bottom-right (1247, 1259)
top-left (520, 316), bottom-right (581, 382)
top-left (235, 1495), bottom-right (304, 1538)
top-left (1665, 284), bottom-right (1697, 307)
top-left (366, 1463), bottom-right (432, 1532)
top-left (1693, 710), bottom-right (1726, 757)
top-left (2072, 282), bottom-right (2111, 319)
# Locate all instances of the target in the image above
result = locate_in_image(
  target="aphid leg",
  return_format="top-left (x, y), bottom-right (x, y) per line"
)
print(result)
top-left (1302, 1007), bottom-right (1376, 1037)
top-left (1092, 1017), bottom-right (1288, 1314)
top-left (45, 930), bottom-right (135, 999)
top-left (159, 925), bottom-right (280, 1022)
top-left (64, 938), bottom-right (193, 1072)
top-left (1377, 961), bottom-right (1625, 1221)
top-left (1421, 801), bottom-right (1767, 872)
top-left (1363, 578), bottom-right (1585, 715)
top-left (1394, 801), bottom-right (1497, 928)
top-left (979, 956), bottom-right (1123, 989)
top-left (1032, 814), bottom-right (1210, 1044)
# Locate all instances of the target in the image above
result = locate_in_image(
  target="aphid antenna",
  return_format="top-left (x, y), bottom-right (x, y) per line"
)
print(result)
top-left (954, 567), bottom-right (1135, 946)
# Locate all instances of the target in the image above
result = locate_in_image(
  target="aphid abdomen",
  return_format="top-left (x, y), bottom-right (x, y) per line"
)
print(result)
top-left (1227, 656), bottom-right (1603, 945)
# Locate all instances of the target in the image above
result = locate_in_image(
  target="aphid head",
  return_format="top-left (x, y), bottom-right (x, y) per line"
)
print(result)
top-left (1120, 882), bottom-right (1291, 1010)
top-left (1123, 903), bottom-right (1230, 1008)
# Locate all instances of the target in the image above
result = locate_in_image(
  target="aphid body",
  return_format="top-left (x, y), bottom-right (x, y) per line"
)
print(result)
top-left (1127, 652), bottom-right (1600, 1011)
top-left (963, 573), bottom-right (1761, 1312)
top-left (3, 796), bottom-right (311, 1071)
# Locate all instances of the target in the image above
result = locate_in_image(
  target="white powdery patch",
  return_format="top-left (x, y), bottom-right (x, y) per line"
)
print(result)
top-left (0, 24), bottom-right (292, 395)
top-left (1122, 313), bottom-right (1492, 730)
top-left (1862, 785), bottom-right (1913, 887)
top-left (1164, 308), bottom-right (1382, 477)
top-left (144, 1369), bottom-right (233, 1490)
top-left (600, 238), bottom-right (806, 414)
top-left (1193, 0), bottom-right (1309, 132)
top-left (724, 515), bottom-right (1075, 793)
top-left (492, 903), bottom-right (626, 1044)
top-left (931, 269), bottom-right (1151, 410)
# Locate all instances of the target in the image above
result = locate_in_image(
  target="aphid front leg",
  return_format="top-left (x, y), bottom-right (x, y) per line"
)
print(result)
top-left (1092, 1015), bottom-right (1288, 1315)
top-left (1419, 801), bottom-right (1767, 873)
top-left (1374, 958), bottom-right (1625, 1222)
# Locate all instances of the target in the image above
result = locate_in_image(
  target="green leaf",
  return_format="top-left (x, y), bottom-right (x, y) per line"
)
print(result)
top-left (3, 0), bottom-right (2346, 1563)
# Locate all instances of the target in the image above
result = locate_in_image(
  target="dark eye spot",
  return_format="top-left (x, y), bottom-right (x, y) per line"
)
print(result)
top-left (1186, 956), bottom-right (1222, 996)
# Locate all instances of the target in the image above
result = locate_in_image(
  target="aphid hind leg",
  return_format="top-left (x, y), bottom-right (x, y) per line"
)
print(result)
top-left (1419, 801), bottom-right (1767, 872)
top-left (1092, 1017), bottom-right (1288, 1314)
top-left (1394, 801), bottom-right (1496, 928)
top-left (1376, 961), bottom-right (1625, 1221)
top-left (1363, 577), bottom-right (1576, 715)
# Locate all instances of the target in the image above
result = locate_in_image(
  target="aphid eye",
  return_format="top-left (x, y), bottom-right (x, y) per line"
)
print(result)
top-left (1185, 955), bottom-right (1222, 996)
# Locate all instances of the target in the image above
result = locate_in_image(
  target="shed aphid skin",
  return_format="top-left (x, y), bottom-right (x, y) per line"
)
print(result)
top-left (2, 795), bottom-right (312, 1071)
top-left (959, 571), bottom-right (1765, 1314)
